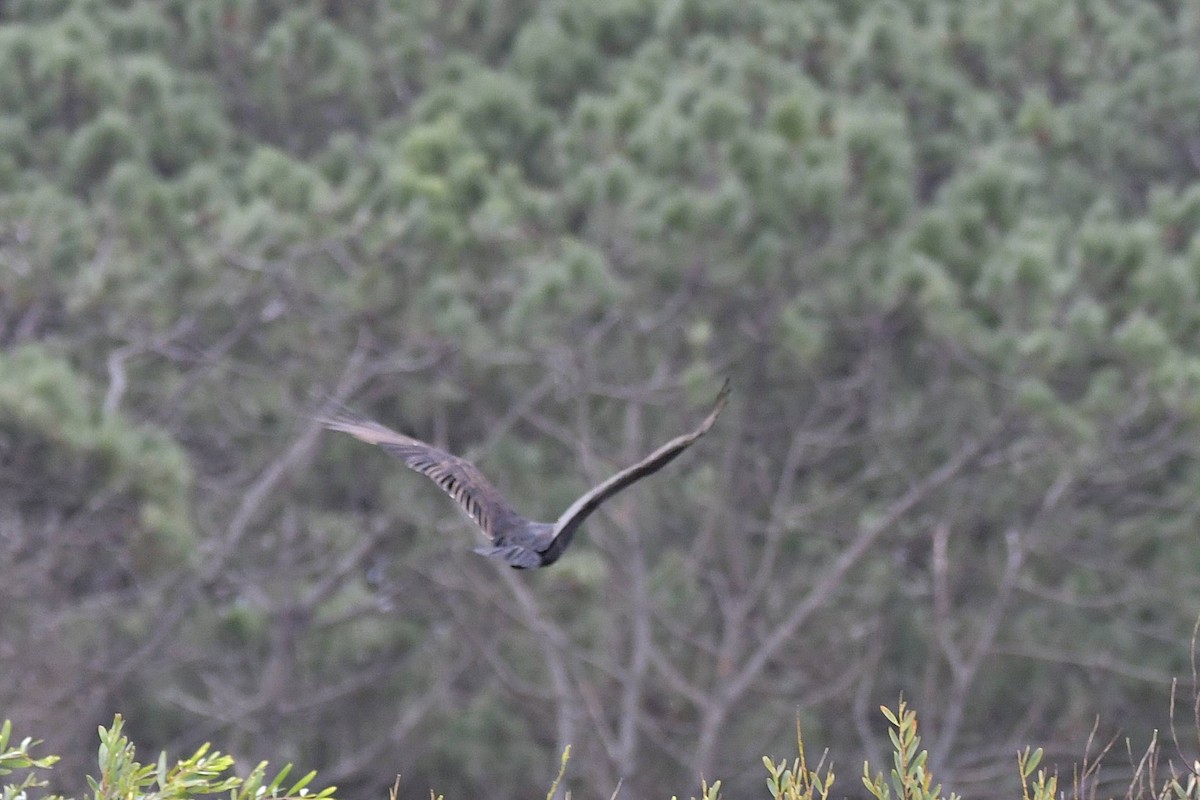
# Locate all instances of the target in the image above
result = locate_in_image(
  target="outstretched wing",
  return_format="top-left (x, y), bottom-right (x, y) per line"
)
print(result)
top-left (319, 411), bottom-right (524, 542)
top-left (541, 380), bottom-right (730, 562)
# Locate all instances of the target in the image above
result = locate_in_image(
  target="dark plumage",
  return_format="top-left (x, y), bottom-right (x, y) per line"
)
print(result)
top-left (320, 380), bottom-right (730, 568)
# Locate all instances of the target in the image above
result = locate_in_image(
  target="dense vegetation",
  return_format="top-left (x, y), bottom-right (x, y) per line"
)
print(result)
top-left (5, 700), bottom-right (1193, 800)
top-left (3, 0), bottom-right (1200, 798)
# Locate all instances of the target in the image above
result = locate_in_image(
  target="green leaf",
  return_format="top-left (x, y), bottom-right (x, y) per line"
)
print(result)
top-left (1021, 748), bottom-right (1043, 779)
top-left (267, 762), bottom-right (294, 793)
top-left (286, 768), bottom-right (319, 796)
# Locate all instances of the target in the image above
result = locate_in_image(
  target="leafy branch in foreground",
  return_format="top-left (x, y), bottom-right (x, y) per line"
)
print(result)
top-left (1, 715), bottom-right (336, 800)
top-left (1016, 746), bottom-right (1054, 800)
top-left (670, 778), bottom-right (721, 800)
top-left (763, 719), bottom-right (834, 800)
top-left (862, 698), bottom-right (959, 800)
top-left (0, 718), bottom-right (63, 800)
top-left (9, 695), bottom-right (1200, 800)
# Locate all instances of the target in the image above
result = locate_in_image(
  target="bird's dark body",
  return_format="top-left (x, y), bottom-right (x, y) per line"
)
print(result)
top-left (320, 380), bottom-right (729, 568)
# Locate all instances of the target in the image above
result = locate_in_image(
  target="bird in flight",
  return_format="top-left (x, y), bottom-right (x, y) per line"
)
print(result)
top-left (320, 380), bottom-right (730, 568)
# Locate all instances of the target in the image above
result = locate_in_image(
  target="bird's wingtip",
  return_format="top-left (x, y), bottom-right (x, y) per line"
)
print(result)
top-left (314, 408), bottom-right (400, 445)
top-left (698, 377), bottom-right (731, 431)
top-left (712, 377), bottom-right (731, 412)
top-left (314, 408), bottom-right (368, 431)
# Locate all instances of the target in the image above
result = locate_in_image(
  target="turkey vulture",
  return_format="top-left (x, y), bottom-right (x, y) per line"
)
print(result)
top-left (320, 380), bottom-right (729, 568)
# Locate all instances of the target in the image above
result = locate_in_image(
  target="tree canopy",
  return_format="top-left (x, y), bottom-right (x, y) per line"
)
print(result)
top-left (3, 1), bottom-right (1200, 798)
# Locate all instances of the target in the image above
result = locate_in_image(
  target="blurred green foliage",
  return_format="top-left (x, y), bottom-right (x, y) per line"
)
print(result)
top-left (3, 1), bottom-right (1200, 799)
